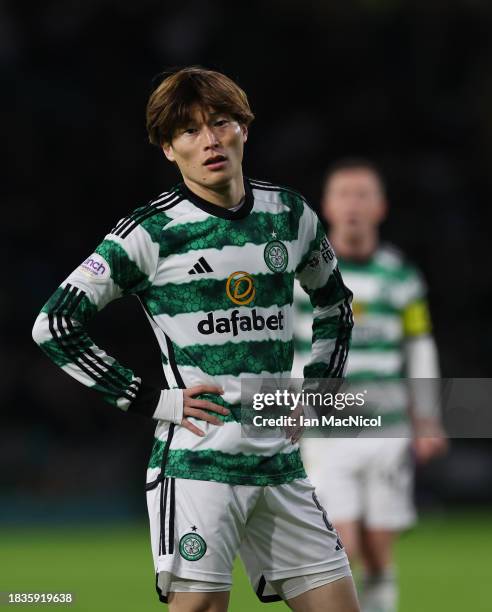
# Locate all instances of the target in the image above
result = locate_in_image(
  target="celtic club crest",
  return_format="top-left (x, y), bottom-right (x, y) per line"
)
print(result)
top-left (179, 533), bottom-right (207, 561)
top-left (264, 240), bottom-right (288, 272)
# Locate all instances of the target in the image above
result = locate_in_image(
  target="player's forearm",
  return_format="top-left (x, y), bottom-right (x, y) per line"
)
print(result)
top-left (32, 304), bottom-right (183, 423)
top-left (32, 301), bottom-right (141, 405)
top-left (405, 334), bottom-right (440, 378)
top-left (404, 335), bottom-right (442, 423)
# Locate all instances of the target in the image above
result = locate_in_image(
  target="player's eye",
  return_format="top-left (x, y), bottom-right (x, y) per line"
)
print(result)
top-left (183, 127), bottom-right (197, 135)
top-left (214, 119), bottom-right (229, 127)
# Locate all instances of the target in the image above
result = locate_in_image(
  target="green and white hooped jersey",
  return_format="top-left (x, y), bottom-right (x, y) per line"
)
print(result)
top-left (33, 178), bottom-right (353, 486)
top-left (293, 245), bottom-right (432, 423)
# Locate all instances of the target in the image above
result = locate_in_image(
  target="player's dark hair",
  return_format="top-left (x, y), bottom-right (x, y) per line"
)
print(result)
top-left (324, 158), bottom-right (386, 195)
top-left (146, 66), bottom-right (255, 146)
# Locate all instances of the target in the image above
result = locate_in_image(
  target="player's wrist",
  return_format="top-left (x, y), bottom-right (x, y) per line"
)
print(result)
top-left (152, 388), bottom-right (184, 424)
top-left (128, 383), bottom-right (183, 424)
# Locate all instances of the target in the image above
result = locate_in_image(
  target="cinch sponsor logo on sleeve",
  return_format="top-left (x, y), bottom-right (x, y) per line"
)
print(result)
top-left (79, 253), bottom-right (110, 281)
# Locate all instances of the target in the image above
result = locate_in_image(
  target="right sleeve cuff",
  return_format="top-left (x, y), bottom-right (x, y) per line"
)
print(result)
top-left (128, 384), bottom-right (183, 424)
top-left (152, 389), bottom-right (184, 424)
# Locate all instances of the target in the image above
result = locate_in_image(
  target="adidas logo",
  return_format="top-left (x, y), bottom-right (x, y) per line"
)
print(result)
top-left (188, 257), bottom-right (213, 275)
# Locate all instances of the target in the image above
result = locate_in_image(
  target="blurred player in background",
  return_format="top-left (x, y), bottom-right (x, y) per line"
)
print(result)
top-left (294, 159), bottom-right (447, 612)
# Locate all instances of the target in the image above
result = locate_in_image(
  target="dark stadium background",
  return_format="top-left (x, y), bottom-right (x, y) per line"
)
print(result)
top-left (2, 1), bottom-right (492, 610)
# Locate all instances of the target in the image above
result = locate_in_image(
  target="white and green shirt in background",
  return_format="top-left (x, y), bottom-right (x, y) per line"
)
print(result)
top-left (293, 244), bottom-right (433, 425)
top-left (33, 178), bottom-right (353, 486)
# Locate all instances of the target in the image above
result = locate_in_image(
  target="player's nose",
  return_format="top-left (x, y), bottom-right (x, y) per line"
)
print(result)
top-left (202, 125), bottom-right (220, 147)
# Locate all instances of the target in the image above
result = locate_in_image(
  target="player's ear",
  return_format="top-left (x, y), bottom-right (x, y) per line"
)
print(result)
top-left (377, 197), bottom-right (388, 223)
top-left (321, 184), bottom-right (332, 224)
top-left (240, 123), bottom-right (248, 143)
top-left (162, 142), bottom-right (175, 162)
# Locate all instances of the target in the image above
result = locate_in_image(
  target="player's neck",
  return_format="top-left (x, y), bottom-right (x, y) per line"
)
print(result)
top-left (183, 173), bottom-right (245, 209)
top-left (329, 228), bottom-right (379, 261)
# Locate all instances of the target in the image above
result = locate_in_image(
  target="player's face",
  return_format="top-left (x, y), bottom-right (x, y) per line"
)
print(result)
top-left (322, 168), bottom-right (386, 235)
top-left (162, 106), bottom-right (248, 190)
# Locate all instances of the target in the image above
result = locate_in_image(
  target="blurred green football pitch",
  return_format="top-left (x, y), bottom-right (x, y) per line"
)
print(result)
top-left (1, 509), bottom-right (491, 611)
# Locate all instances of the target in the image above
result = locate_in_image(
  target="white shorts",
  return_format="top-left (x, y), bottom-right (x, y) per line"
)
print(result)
top-left (145, 474), bottom-right (351, 603)
top-left (300, 437), bottom-right (416, 531)
top-left (167, 568), bottom-right (352, 600)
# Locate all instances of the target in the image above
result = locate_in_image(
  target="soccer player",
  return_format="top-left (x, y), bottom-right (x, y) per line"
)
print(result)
top-left (32, 67), bottom-right (359, 611)
top-left (295, 159), bottom-right (447, 612)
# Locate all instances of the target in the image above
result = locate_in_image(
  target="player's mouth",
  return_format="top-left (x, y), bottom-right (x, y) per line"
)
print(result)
top-left (203, 154), bottom-right (228, 170)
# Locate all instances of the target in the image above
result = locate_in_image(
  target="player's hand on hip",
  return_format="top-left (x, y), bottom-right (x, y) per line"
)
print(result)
top-left (181, 385), bottom-right (229, 436)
